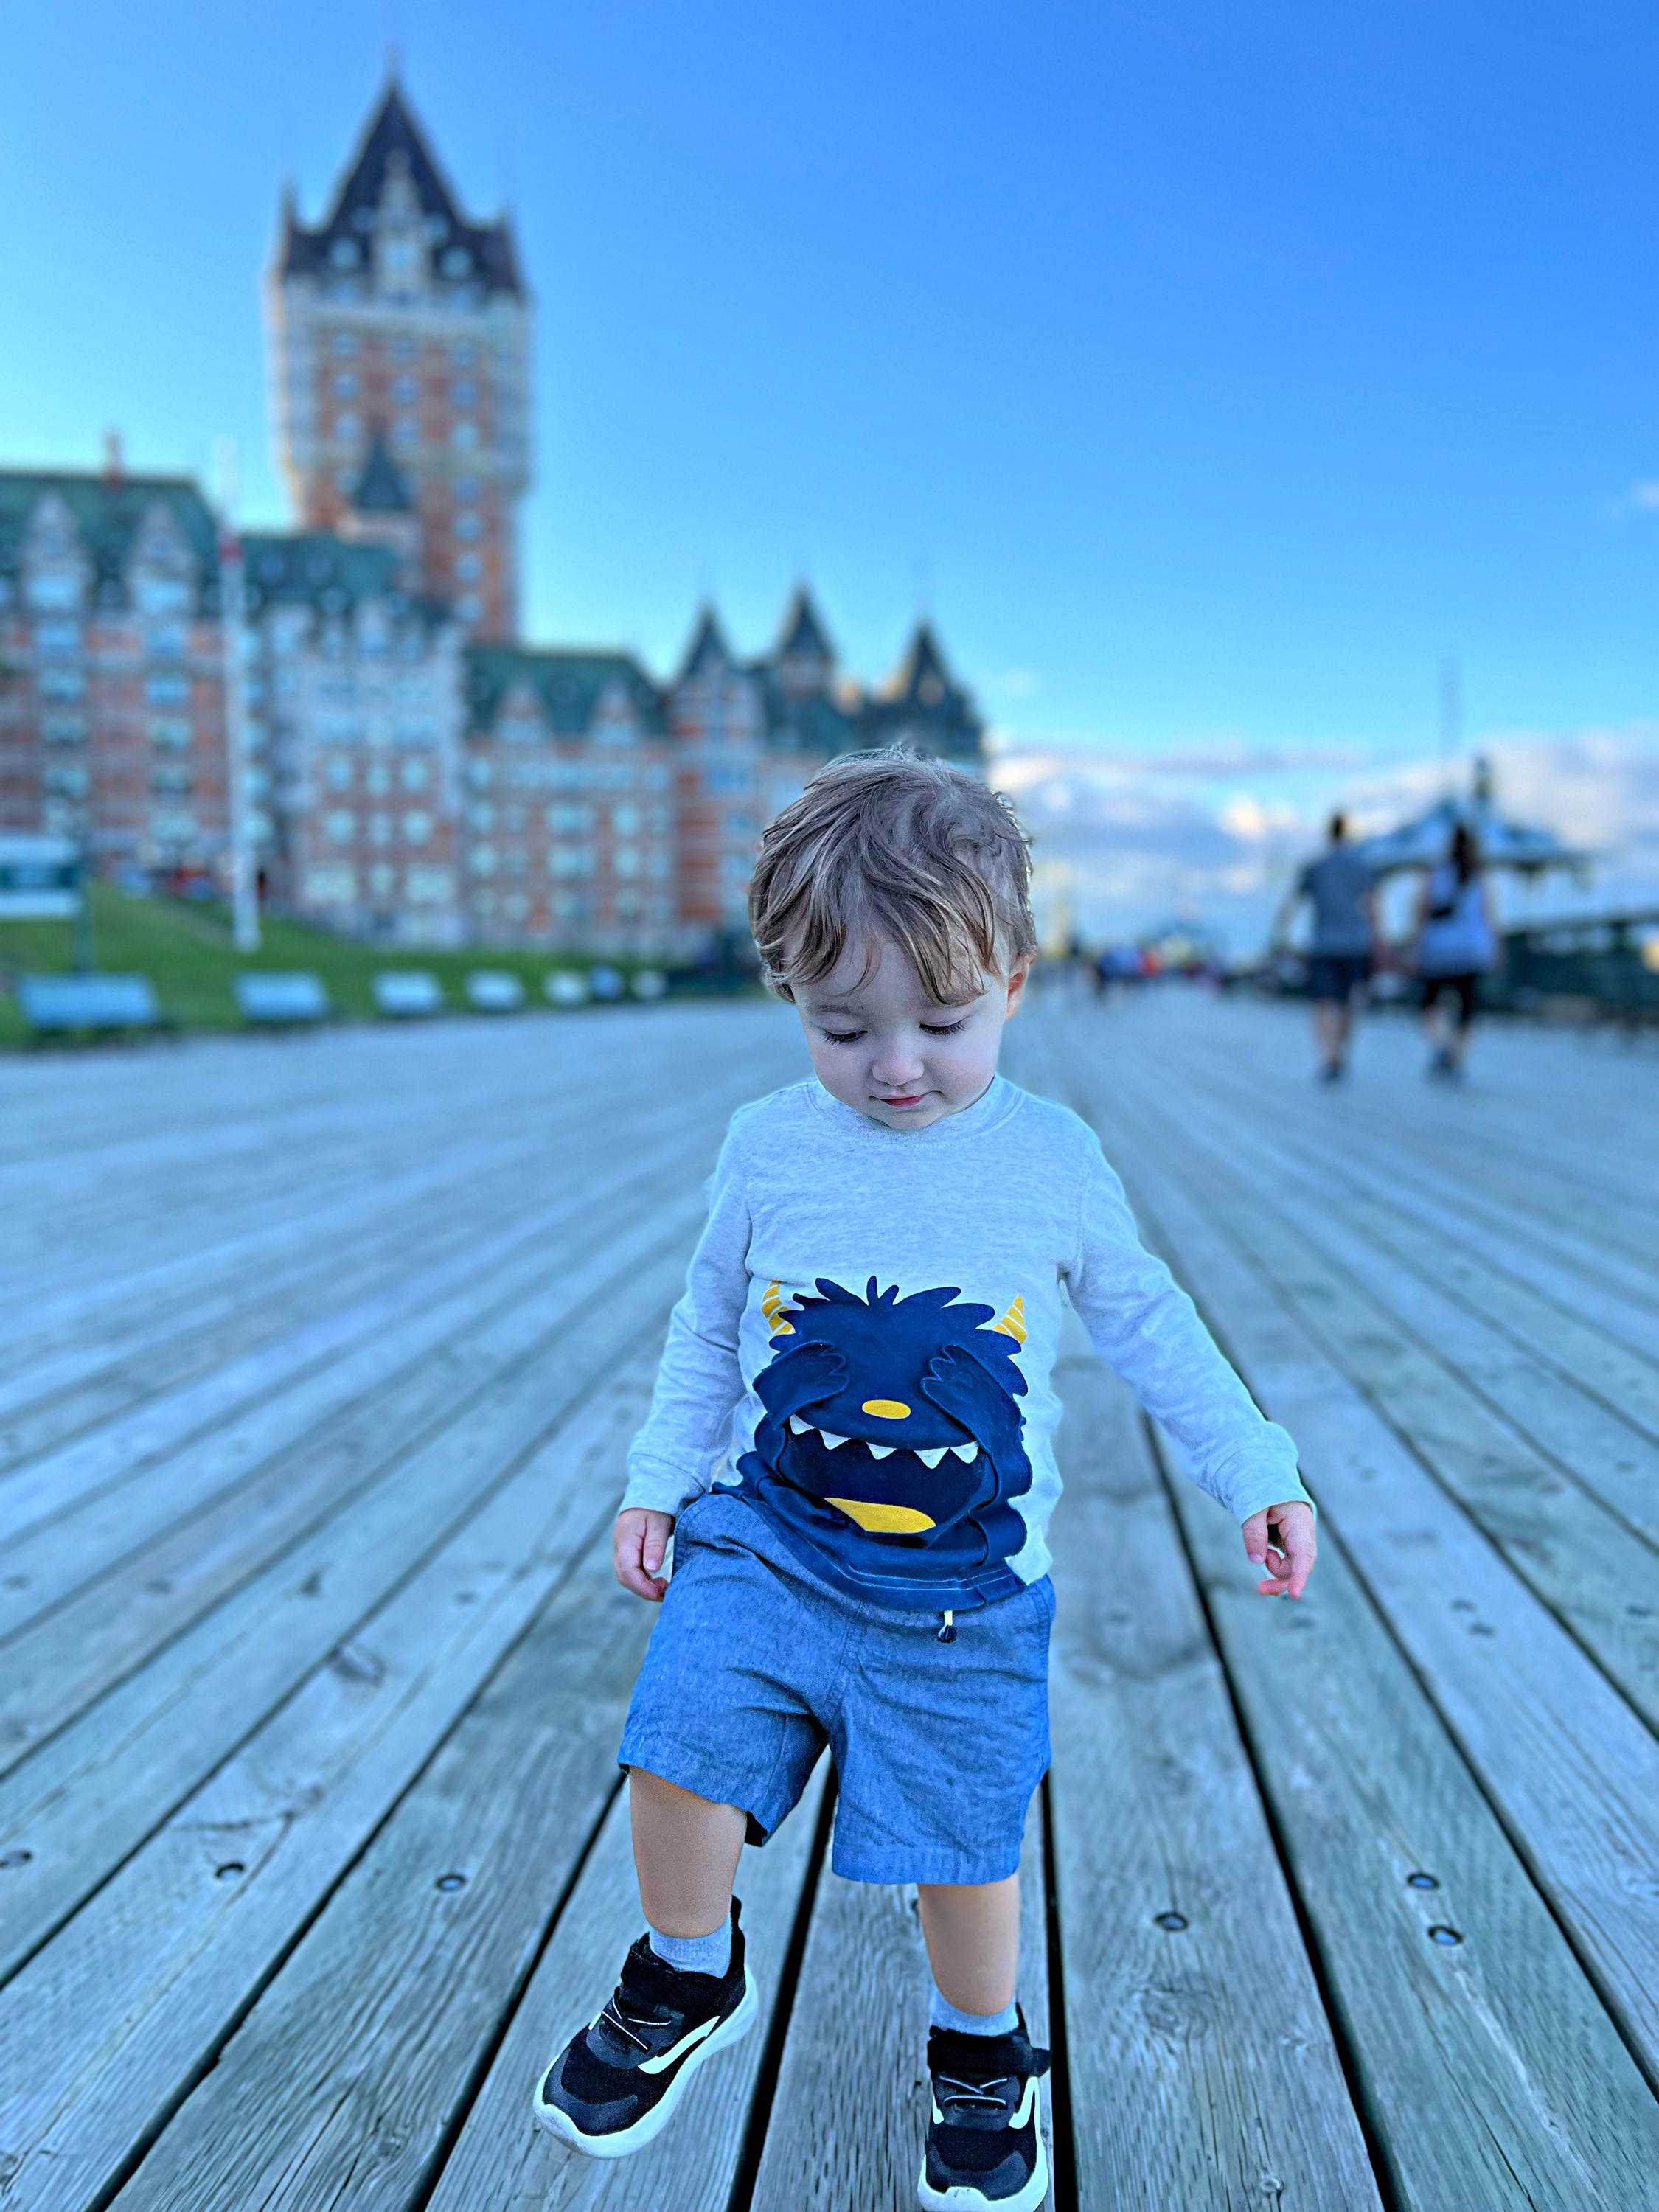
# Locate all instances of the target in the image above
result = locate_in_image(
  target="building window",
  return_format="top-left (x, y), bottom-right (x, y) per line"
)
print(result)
top-left (147, 717), bottom-right (191, 749)
top-left (330, 238), bottom-right (359, 268)
top-left (611, 803), bottom-right (640, 836)
top-left (145, 672), bottom-right (189, 704)
top-left (43, 714), bottom-right (87, 745)
top-left (369, 863), bottom-right (397, 897)
top-left (451, 380), bottom-right (476, 408)
top-left (40, 666), bottom-right (85, 700)
top-left (334, 414), bottom-right (361, 445)
top-left (614, 845), bottom-right (641, 877)
top-left (404, 810), bottom-right (432, 843)
top-left (333, 372), bottom-right (360, 398)
top-left (393, 335), bottom-right (416, 361)
top-left (400, 758), bottom-right (430, 791)
top-left (470, 844), bottom-right (497, 874)
top-left (456, 594), bottom-right (482, 622)
top-left (468, 801), bottom-right (494, 830)
top-left (548, 802), bottom-right (591, 835)
top-left (326, 810), bottom-right (354, 844)
top-left (327, 757), bottom-right (353, 790)
top-left (150, 765), bottom-right (193, 795)
top-left (454, 553), bottom-right (481, 582)
top-left (365, 761), bottom-right (391, 795)
top-left (368, 813), bottom-right (392, 846)
top-left (504, 847), bottom-right (527, 876)
top-left (441, 247), bottom-right (473, 279)
top-left (392, 375), bottom-right (420, 403)
top-left (332, 330), bottom-right (359, 355)
top-left (394, 417), bottom-right (420, 448)
top-left (451, 341), bottom-right (475, 366)
top-left (145, 622), bottom-right (187, 658)
top-left (453, 512), bottom-right (482, 540)
top-left (554, 891), bottom-right (587, 923)
top-left (467, 760), bottom-right (492, 790)
top-left (454, 476), bottom-right (479, 502)
top-left (552, 846), bottom-right (593, 877)
top-left (452, 420), bottom-right (479, 451)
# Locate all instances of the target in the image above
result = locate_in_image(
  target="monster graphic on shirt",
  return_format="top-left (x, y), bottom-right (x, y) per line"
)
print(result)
top-left (733, 1276), bottom-right (1033, 1609)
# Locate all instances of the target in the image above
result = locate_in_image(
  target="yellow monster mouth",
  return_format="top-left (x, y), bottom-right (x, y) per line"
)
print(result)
top-left (824, 1497), bottom-right (937, 1534)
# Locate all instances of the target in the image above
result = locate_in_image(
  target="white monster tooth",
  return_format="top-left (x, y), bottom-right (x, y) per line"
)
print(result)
top-left (950, 1441), bottom-right (980, 1464)
top-left (917, 1447), bottom-right (947, 1470)
top-left (788, 1415), bottom-right (812, 1435)
top-left (867, 1444), bottom-right (897, 1461)
top-left (820, 1430), bottom-right (849, 1450)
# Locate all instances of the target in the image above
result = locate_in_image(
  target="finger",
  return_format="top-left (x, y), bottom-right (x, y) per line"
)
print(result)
top-left (1284, 1523), bottom-right (1317, 1599)
top-left (616, 1559), bottom-right (668, 1602)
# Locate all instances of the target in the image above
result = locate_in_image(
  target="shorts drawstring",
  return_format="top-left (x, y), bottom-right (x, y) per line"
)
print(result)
top-left (936, 1610), bottom-right (956, 1644)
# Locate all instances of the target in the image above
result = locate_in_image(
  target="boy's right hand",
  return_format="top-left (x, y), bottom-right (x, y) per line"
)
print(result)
top-left (614, 1509), bottom-right (676, 1602)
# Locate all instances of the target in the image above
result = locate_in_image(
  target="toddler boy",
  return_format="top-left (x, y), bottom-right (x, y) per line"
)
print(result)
top-left (535, 751), bottom-right (1316, 2210)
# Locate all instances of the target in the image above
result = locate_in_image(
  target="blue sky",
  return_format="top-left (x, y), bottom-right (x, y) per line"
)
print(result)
top-left (1, 1), bottom-right (1652, 854)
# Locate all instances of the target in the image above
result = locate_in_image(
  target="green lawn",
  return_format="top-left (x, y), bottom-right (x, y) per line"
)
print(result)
top-left (0, 883), bottom-right (650, 1046)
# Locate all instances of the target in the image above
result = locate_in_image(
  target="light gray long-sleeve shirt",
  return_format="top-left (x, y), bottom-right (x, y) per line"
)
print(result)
top-left (622, 1074), bottom-right (1310, 1613)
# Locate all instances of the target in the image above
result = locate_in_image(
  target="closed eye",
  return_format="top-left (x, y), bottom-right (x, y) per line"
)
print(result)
top-left (921, 1018), bottom-right (967, 1036)
top-left (821, 1027), bottom-right (865, 1046)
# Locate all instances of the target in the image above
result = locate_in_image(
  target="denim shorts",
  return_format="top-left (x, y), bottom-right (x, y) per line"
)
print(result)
top-left (616, 1489), bottom-right (1054, 1885)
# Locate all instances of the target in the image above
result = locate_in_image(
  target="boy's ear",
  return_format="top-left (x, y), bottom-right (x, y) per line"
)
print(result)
top-left (1004, 961), bottom-right (1034, 1018)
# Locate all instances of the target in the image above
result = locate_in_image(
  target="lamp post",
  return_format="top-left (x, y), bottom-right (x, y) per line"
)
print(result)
top-left (213, 437), bottom-right (260, 953)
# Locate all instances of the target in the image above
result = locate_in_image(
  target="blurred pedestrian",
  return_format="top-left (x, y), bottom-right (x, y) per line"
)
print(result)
top-left (1413, 824), bottom-right (1498, 1081)
top-left (1278, 813), bottom-right (1378, 1082)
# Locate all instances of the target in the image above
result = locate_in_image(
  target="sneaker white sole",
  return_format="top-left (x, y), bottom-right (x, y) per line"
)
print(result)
top-left (533, 1967), bottom-right (759, 2160)
top-left (917, 2115), bottom-right (1049, 2212)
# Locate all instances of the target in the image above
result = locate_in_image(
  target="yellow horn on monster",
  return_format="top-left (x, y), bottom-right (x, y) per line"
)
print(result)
top-left (992, 1295), bottom-right (1027, 1344)
top-left (761, 1281), bottom-right (796, 1335)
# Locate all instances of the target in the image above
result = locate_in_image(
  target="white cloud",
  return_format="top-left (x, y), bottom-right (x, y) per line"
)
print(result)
top-left (1627, 481), bottom-right (1659, 511)
top-left (992, 724), bottom-right (1659, 956)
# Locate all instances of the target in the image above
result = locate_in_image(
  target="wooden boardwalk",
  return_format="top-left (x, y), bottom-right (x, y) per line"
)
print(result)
top-left (0, 995), bottom-right (1655, 2211)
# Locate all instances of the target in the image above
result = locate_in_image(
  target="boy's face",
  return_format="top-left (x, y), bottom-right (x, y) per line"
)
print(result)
top-left (794, 935), bottom-right (1031, 1132)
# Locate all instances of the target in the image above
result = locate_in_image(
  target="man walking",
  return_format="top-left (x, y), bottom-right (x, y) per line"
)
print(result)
top-left (1279, 813), bottom-right (1378, 1082)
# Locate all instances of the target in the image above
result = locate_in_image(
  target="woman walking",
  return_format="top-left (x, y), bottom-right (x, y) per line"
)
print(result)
top-left (1413, 824), bottom-right (1498, 1080)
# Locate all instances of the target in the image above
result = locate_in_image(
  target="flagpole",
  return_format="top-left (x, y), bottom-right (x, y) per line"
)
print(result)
top-left (213, 437), bottom-right (260, 953)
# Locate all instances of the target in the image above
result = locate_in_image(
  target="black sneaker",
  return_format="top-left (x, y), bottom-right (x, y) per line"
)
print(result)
top-left (533, 1900), bottom-right (756, 2158)
top-left (919, 2009), bottom-right (1051, 2211)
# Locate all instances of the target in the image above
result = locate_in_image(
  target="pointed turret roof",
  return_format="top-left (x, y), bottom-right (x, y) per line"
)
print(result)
top-left (276, 77), bottom-right (522, 295)
top-left (677, 605), bottom-right (734, 684)
top-left (885, 620), bottom-right (953, 706)
top-left (350, 433), bottom-right (414, 514)
top-left (776, 585), bottom-right (834, 664)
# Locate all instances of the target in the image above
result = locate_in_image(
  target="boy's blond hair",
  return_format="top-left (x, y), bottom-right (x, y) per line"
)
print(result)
top-left (748, 748), bottom-right (1038, 1004)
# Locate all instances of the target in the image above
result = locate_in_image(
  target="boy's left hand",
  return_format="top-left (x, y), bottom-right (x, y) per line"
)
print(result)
top-left (1241, 1501), bottom-right (1316, 1598)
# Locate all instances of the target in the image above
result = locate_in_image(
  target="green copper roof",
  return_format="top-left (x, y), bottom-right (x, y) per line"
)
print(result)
top-left (350, 434), bottom-right (414, 514)
top-left (465, 644), bottom-right (667, 737)
top-left (0, 469), bottom-right (220, 612)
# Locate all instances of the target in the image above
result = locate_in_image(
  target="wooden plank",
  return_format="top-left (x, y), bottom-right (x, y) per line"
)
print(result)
top-left (1165, 1099), bottom-right (1659, 1548)
top-left (105, 1536), bottom-right (655, 2212)
top-left (0, 1242), bottom-right (692, 1981)
top-left (0, 1127), bottom-right (710, 1637)
top-left (1043, 1343), bottom-right (1379, 2212)
top-left (0, 1187), bottom-right (706, 1770)
top-left (1082, 1100), bottom-right (1659, 2082)
top-left (748, 1795), bottom-right (1057, 2212)
top-left (1132, 1088), bottom-right (1659, 1728)
top-left (1158, 1434), bottom-right (1659, 2211)
top-left (0, 1100), bottom-right (714, 1551)
top-left (423, 1771), bottom-right (831, 2212)
top-left (0, 1357), bottom-right (647, 2212)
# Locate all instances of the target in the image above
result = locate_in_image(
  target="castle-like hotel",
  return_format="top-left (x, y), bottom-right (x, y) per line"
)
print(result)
top-left (0, 81), bottom-right (982, 952)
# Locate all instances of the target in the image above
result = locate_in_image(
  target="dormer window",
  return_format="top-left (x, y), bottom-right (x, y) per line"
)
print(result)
top-left (442, 247), bottom-right (473, 279)
top-left (330, 237), bottom-right (360, 268)
top-left (27, 571), bottom-right (83, 613)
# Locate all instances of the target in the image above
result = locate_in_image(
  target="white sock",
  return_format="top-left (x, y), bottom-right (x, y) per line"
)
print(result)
top-left (929, 1986), bottom-right (1018, 2037)
top-left (647, 1916), bottom-right (731, 1978)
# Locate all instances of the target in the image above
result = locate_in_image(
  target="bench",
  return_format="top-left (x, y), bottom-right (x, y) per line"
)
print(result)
top-left (17, 973), bottom-right (164, 1037)
top-left (235, 973), bottom-right (332, 1026)
top-left (373, 971), bottom-right (446, 1018)
top-left (465, 970), bottom-right (524, 1012)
